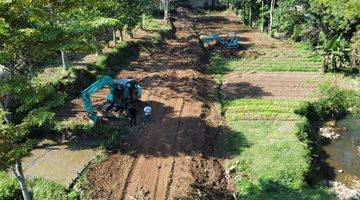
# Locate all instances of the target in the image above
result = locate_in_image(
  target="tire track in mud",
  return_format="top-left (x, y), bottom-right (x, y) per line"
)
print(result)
top-left (119, 91), bottom-right (164, 200)
top-left (119, 156), bottom-right (138, 200)
top-left (164, 100), bottom-right (185, 200)
top-left (120, 98), bottom-right (186, 200)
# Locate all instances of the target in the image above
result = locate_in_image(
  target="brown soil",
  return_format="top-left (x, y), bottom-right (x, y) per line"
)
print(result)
top-left (83, 8), bottom-right (233, 200)
top-left (223, 72), bottom-right (320, 100)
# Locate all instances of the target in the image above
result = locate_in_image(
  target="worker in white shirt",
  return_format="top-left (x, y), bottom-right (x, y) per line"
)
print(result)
top-left (143, 103), bottom-right (152, 125)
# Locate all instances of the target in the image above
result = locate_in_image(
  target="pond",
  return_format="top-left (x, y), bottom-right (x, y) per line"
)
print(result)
top-left (323, 115), bottom-right (360, 190)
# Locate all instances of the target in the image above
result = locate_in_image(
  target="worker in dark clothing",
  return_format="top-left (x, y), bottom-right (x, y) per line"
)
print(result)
top-left (129, 104), bottom-right (137, 126)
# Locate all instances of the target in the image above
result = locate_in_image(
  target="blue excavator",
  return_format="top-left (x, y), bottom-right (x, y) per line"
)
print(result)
top-left (81, 75), bottom-right (141, 122)
top-left (202, 33), bottom-right (239, 48)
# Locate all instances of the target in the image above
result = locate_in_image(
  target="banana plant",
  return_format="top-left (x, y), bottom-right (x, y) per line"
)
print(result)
top-left (322, 35), bottom-right (351, 72)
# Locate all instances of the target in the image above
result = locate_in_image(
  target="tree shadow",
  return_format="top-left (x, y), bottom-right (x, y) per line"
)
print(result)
top-left (222, 82), bottom-right (273, 99)
top-left (196, 15), bottom-right (230, 24)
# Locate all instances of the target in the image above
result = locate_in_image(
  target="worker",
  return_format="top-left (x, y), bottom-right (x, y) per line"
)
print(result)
top-left (143, 103), bottom-right (152, 125)
top-left (129, 103), bottom-right (137, 126)
top-left (228, 32), bottom-right (237, 44)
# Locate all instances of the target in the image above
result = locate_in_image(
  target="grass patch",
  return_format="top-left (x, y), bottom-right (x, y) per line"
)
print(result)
top-left (225, 119), bottom-right (334, 199)
top-left (225, 99), bottom-right (303, 121)
top-left (210, 43), bottom-right (322, 73)
top-left (223, 97), bottom-right (334, 198)
top-left (30, 178), bottom-right (79, 200)
top-left (0, 172), bottom-right (22, 200)
top-left (142, 16), bottom-right (173, 45)
top-left (143, 16), bottom-right (171, 32)
top-left (209, 52), bottom-right (237, 75)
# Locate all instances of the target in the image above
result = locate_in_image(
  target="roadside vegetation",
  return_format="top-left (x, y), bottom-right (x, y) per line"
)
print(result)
top-left (220, 0), bottom-right (360, 74)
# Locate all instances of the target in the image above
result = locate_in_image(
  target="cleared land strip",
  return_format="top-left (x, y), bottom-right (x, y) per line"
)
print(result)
top-left (86, 8), bottom-right (233, 200)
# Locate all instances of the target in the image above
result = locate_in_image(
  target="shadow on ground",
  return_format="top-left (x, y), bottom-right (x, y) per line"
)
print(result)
top-left (222, 82), bottom-right (273, 99)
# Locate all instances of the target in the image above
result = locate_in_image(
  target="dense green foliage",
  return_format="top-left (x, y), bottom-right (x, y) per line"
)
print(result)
top-left (0, 172), bottom-right (22, 200)
top-left (296, 80), bottom-right (360, 123)
top-left (30, 178), bottom-right (79, 200)
top-left (0, 172), bottom-right (79, 200)
top-left (0, 0), bottom-right (161, 74)
top-left (0, 76), bottom-right (66, 170)
top-left (226, 0), bottom-right (360, 73)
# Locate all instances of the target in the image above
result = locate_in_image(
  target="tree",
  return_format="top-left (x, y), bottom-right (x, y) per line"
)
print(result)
top-left (269, 0), bottom-right (276, 31)
top-left (322, 35), bottom-right (351, 72)
top-left (161, 0), bottom-right (171, 23)
top-left (0, 76), bottom-right (66, 200)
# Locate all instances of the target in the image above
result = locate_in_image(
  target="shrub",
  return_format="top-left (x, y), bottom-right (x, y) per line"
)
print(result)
top-left (31, 178), bottom-right (79, 200)
top-left (296, 81), bottom-right (360, 122)
top-left (0, 172), bottom-right (22, 200)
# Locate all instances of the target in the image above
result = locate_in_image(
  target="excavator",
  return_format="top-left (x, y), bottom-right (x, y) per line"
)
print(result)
top-left (202, 33), bottom-right (239, 48)
top-left (81, 75), bottom-right (141, 122)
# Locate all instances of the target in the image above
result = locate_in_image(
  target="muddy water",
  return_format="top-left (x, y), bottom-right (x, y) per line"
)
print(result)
top-left (323, 115), bottom-right (360, 190)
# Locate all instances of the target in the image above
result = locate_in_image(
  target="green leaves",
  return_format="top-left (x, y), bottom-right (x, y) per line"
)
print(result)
top-left (0, 74), bottom-right (66, 170)
top-left (90, 17), bottom-right (119, 28)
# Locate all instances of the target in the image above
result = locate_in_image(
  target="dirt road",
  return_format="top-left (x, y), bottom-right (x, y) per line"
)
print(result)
top-left (86, 9), bottom-right (233, 200)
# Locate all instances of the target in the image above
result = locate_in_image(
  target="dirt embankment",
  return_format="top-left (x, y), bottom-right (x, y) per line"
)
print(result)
top-left (85, 8), bottom-right (234, 200)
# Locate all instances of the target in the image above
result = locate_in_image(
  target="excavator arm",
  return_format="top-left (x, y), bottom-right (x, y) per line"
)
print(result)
top-left (81, 75), bottom-right (114, 122)
top-left (202, 33), bottom-right (239, 48)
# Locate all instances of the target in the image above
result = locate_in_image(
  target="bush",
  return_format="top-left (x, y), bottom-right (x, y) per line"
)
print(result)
top-left (0, 172), bottom-right (22, 200)
top-left (296, 81), bottom-right (360, 122)
top-left (31, 178), bottom-right (79, 200)
top-left (0, 173), bottom-right (80, 200)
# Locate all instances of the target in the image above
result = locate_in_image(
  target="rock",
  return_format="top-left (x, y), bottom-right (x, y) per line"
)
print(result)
top-left (326, 180), bottom-right (359, 200)
top-left (320, 126), bottom-right (341, 139)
